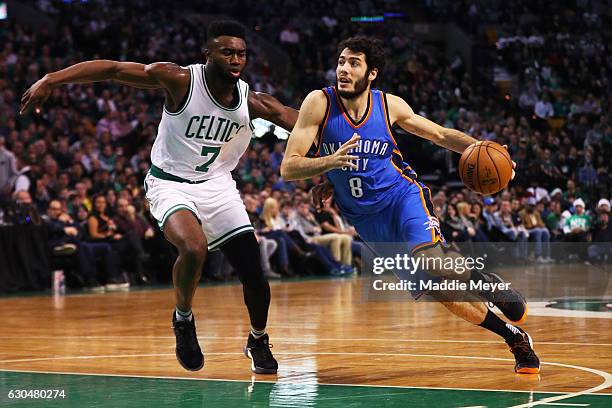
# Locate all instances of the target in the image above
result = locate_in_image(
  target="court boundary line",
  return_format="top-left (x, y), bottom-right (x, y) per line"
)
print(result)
top-left (1, 367), bottom-right (610, 396)
top-left (0, 351), bottom-right (610, 405)
top-left (0, 335), bottom-right (609, 347)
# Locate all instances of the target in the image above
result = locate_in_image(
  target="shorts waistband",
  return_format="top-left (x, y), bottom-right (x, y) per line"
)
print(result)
top-left (149, 165), bottom-right (208, 184)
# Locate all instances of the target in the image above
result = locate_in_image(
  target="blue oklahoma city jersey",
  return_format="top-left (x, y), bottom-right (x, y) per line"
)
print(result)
top-left (317, 86), bottom-right (445, 254)
top-left (317, 87), bottom-right (417, 216)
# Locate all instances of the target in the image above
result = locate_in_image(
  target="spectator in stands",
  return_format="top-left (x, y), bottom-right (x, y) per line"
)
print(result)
top-left (13, 190), bottom-right (32, 205)
top-left (260, 197), bottom-right (306, 276)
top-left (470, 202), bottom-right (491, 241)
top-left (13, 159), bottom-right (31, 195)
top-left (563, 198), bottom-right (591, 260)
top-left (256, 232), bottom-right (281, 279)
top-left (44, 200), bottom-right (104, 291)
top-left (440, 203), bottom-right (470, 243)
top-left (262, 197), bottom-right (351, 276)
top-left (245, 194), bottom-right (291, 277)
top-left (494, 199), bottom-right (528, 258)
top-left (315, 199), bottom-right (362, 261)
top-left (74, 182), bottom-right (92, 212)
top-left (456, 202), bottom-right (488, 242)
top-left (587, 207), bottom-right (611, 264)
top-left (294, 200), bottom-right (352, 266)
top-left (519, 198), bottom-right (553, 263)
top-left (113, 197), bottom-right (152, 283)
top-left (545, 200), bottom-right (564, 241)
top-left (596, 198), bottom-right (611, 214)
top-left (0, 137), bottom-right (17, 199)
top-left (86, 194), bottom-right (130, 288)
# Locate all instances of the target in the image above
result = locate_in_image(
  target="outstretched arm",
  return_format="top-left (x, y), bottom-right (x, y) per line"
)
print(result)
top-left (386, 93), bottom-right (476, 154)
top-left (280, 90), bottom-right (359, 181)
top-left (20, 60), bottom-right (189, 114)
top-left (248, 91), bottom-right (299, 131)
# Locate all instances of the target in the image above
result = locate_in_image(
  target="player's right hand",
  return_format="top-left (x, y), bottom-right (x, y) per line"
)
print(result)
top-left (20, 77), bottom-right (53, 115)
top-left (327, 133), bottom-right (360, 170)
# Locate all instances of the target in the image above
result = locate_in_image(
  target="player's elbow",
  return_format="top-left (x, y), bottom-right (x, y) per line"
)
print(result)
top-left (102, 60), bottom-right (123, 79)
top-left (280, 160), bottom-right (292, 180)
top-left (144, 63), bottom-right (162, 76)
top-left (280, 157), bottom-right (298, 181)
top-left (144, 62), bottom-right (173, 80)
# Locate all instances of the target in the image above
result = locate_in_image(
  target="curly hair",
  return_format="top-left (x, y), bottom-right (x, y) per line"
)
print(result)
top-left (337, 36), bottom-right (386, 85)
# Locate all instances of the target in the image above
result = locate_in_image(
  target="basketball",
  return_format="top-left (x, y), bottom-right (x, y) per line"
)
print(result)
top-left (459, 141), bottom-right (513, 195)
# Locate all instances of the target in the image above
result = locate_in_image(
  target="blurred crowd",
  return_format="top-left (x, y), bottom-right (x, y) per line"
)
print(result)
top-left (0, 0), bottom-right (609, 291)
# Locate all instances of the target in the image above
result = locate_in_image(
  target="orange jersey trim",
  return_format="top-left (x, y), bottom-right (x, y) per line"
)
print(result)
top-left (331, 87), bottom-right (373, 129)
top-left (380, 91), bottom-right (398, 147)
top-left (315, 89), bottom-right (332, 157)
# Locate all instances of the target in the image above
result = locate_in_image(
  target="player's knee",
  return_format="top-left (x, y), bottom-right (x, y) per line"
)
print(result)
top-left (180, 239), bottom-right (207, 264)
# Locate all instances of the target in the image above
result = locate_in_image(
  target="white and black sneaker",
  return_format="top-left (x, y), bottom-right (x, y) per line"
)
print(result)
top-left (244, 333), bottom-right (278, 374)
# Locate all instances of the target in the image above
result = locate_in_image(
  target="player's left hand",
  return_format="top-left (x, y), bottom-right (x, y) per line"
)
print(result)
top-left (311, 181), bottom-right (333, 211)
top-left (20, 77), bottom-right (53, 115)
top-left (502, 145), bottom-right (516, 180)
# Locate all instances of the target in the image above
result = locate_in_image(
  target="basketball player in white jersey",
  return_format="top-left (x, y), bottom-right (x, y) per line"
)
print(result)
top-left (21, 21), bottom-right (295, 374)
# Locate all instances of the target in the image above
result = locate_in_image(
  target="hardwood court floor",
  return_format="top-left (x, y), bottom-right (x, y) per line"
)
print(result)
top-left (0, 272), bottom-right (610, 407)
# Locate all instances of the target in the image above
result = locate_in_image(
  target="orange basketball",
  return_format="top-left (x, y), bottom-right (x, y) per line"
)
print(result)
top-left (458, 141), bottom-right (513, 195)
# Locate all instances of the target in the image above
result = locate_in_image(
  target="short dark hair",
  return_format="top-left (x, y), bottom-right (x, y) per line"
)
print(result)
top-left (207, 20), bottom-right (246, 42)
top-left (337, 36), bottom-right (386, 81)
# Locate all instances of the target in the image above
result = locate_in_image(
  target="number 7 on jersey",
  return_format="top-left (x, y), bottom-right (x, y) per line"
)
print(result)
top-left (195, 146), bottom-right (221, 172)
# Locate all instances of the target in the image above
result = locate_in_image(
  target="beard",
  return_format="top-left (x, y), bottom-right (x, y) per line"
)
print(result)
top-left (336, 73), bottom-right (369, 99)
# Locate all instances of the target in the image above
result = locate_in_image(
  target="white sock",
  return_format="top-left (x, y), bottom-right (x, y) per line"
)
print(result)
top-left (175, 307), bottom-right (193, 322)
top-left (251, 328), bottom-right (266, 339)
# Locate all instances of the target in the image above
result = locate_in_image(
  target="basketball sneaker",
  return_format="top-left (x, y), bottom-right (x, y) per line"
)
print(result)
top-left (172, 312), bottom-right (204, 371)
top-left (479, 272), bottom-right (528, 324)
top-left (507, 329), bottom-right (540, 374)
top-left (244, 333), bottom-right (278, 374)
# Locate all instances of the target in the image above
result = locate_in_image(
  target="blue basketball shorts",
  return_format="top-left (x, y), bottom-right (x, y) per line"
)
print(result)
top-left (351, 179), bottom-right (447, 299)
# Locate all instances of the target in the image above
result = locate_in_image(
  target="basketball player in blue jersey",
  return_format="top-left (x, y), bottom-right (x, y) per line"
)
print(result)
top-left (21, 21), bottom-right (290, 375)
top-left (281, 37), bottom-right (540, 374)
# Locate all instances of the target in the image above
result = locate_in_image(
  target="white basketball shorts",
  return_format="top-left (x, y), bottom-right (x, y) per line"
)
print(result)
top-left (144, 171), bottom-right (254, 250)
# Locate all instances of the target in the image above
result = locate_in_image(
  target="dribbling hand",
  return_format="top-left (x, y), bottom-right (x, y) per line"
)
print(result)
top-left (502, 144), bottom-right (517, 180)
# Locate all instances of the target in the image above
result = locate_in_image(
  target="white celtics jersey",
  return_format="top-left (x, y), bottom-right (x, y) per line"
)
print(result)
top-left (151, 63), bottom-right (253, 181)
